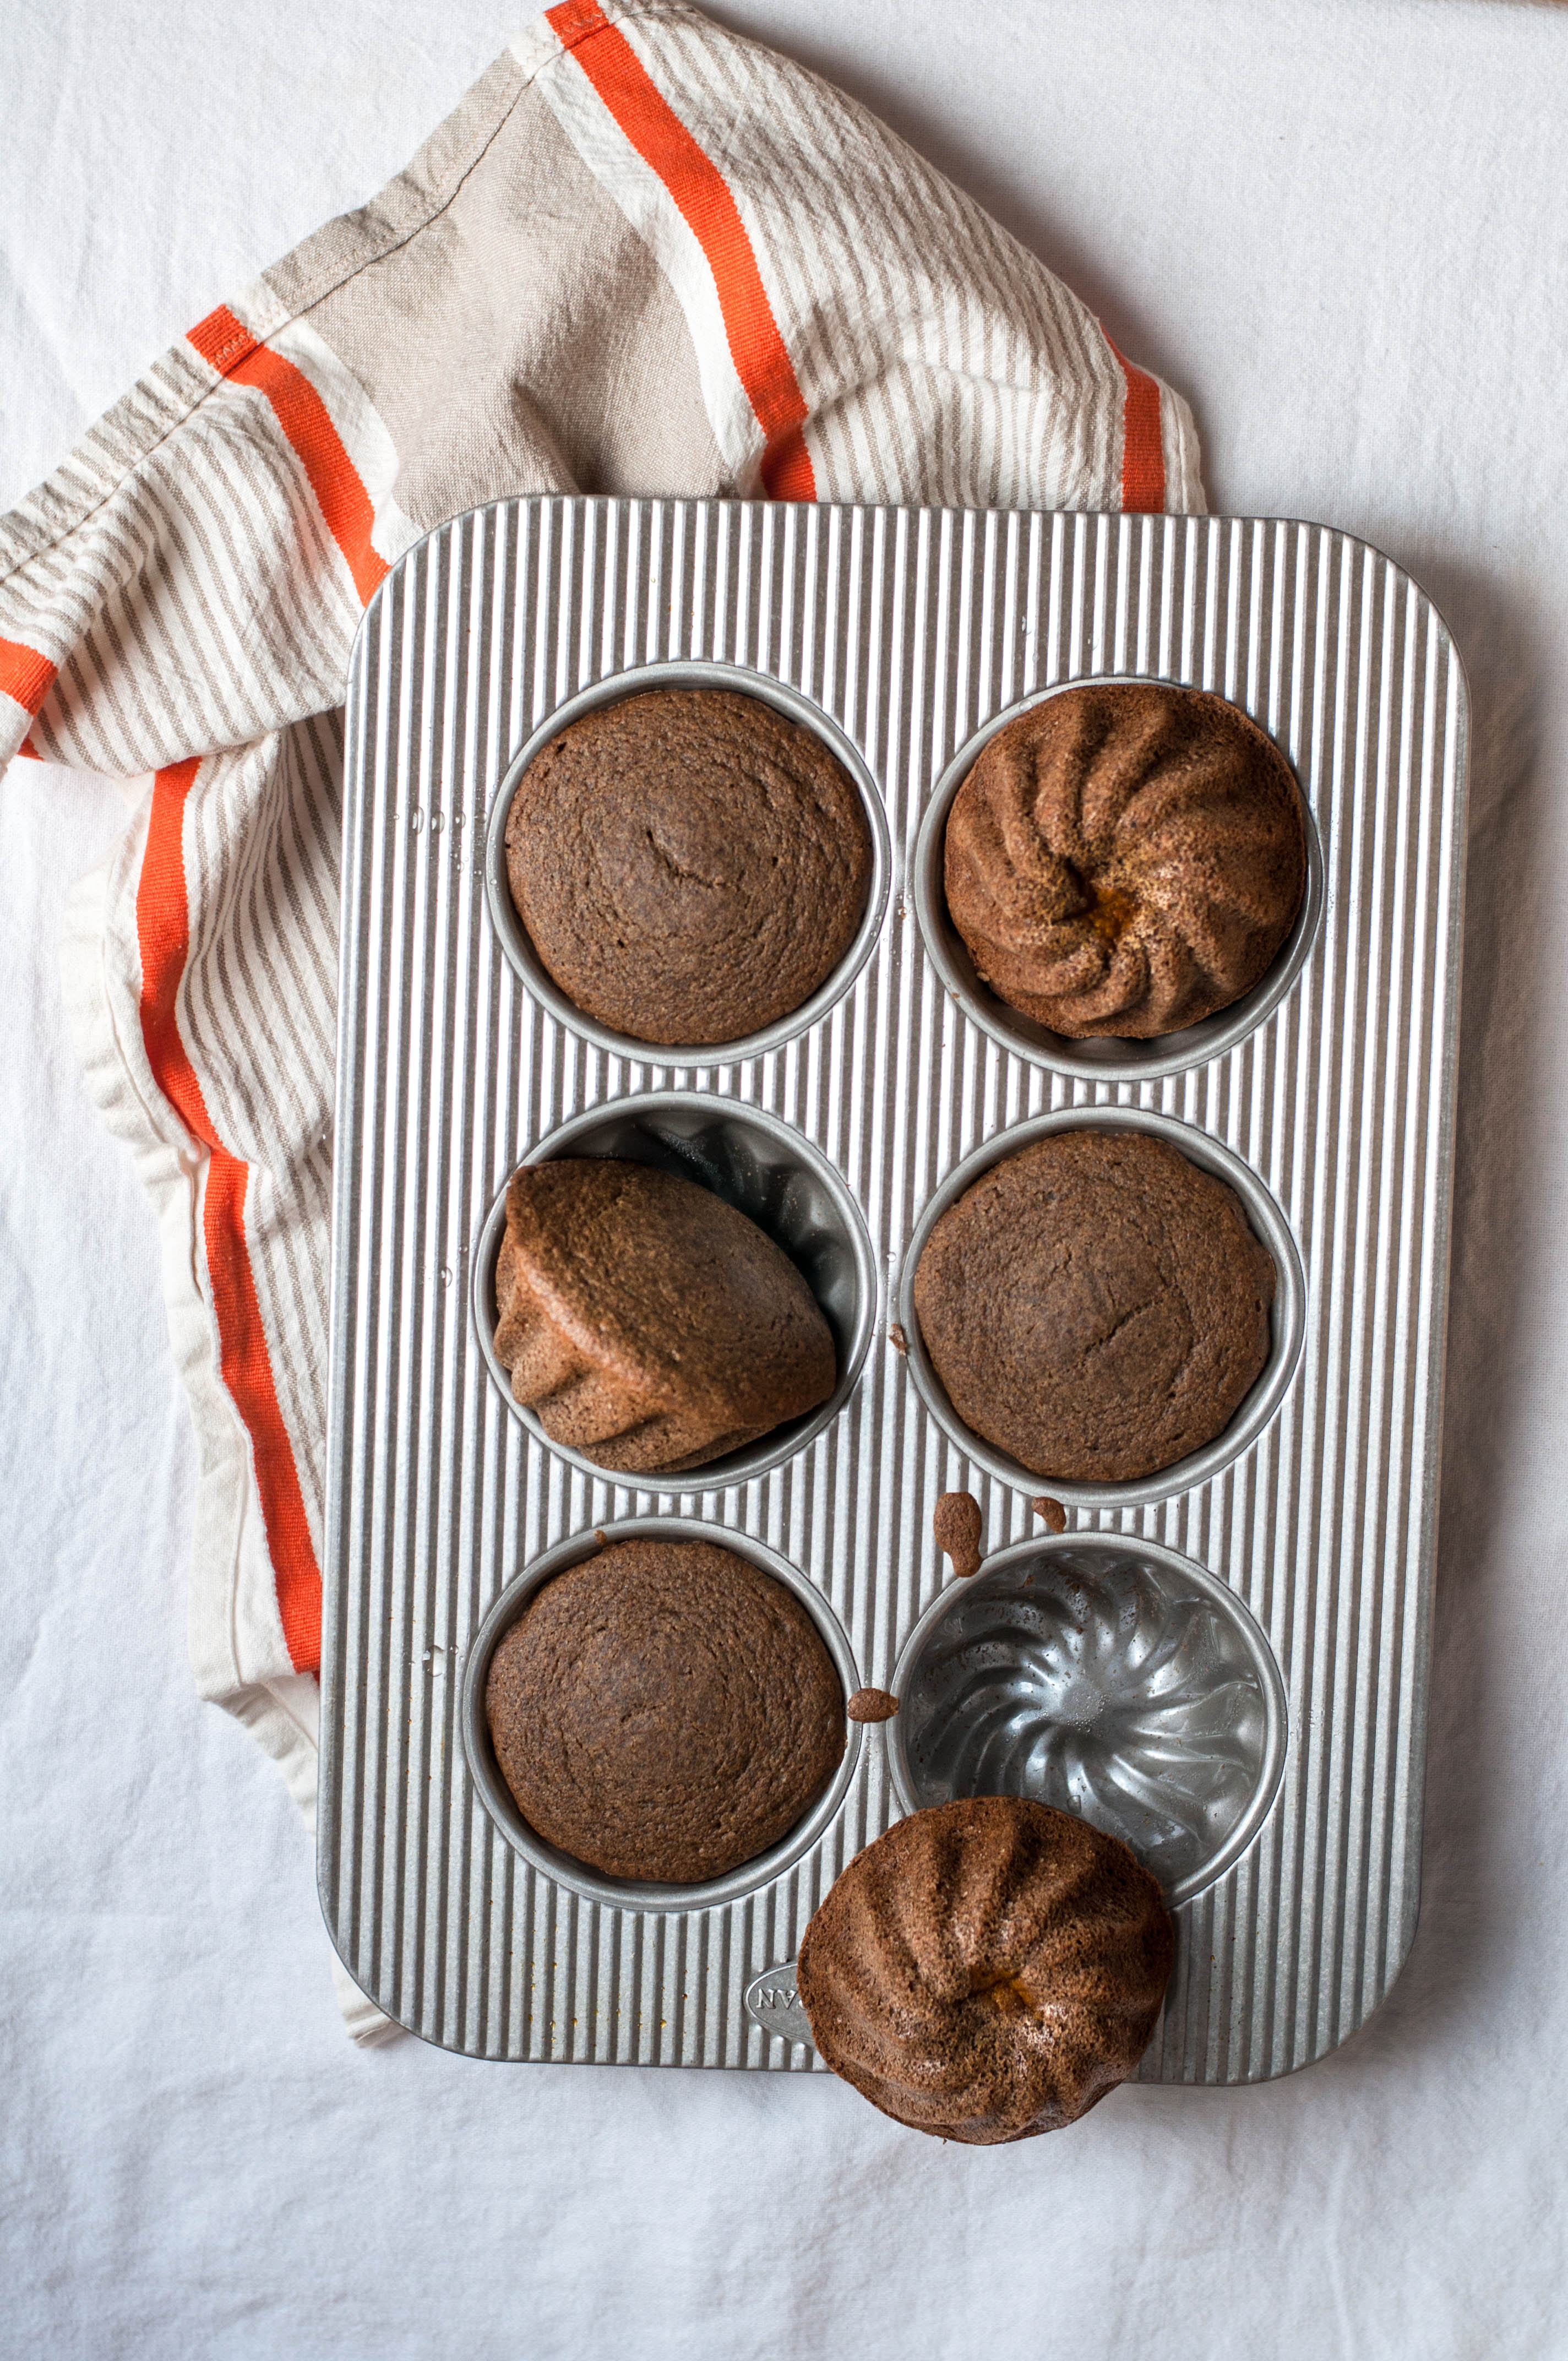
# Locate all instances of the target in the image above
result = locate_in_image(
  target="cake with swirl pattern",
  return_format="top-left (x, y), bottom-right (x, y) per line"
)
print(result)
top-left (943, 681), bottom-right (1306, 1038)
top-left (797, 1797), bottom-right (1174, 2142)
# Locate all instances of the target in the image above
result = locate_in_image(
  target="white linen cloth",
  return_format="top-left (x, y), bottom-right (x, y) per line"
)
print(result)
top-left (3, 0), bottom-right (1566, 2352)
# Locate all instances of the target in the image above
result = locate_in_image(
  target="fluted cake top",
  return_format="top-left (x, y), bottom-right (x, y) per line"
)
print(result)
top-left (797, 1796), bottom-right (1174, 2143)
top-left (944, 682), bottom-right (1306, 1039)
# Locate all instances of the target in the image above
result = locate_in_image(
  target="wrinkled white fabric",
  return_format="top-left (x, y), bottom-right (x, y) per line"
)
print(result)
top-left (3, 0), bottom-right (1566, 2354)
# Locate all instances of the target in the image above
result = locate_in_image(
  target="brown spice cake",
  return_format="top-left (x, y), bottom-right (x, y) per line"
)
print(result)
top-left (912, 1128), bottom-right (1275, 1482)
top-left (486, 1538), bottom-right (845, 1883)
top-left (796, 1796), bottom-right (1174, 2143)
top-left (493, 1158), bottom-right (837, 1476)
top-left (944, 681), bottom-right (1305, 1038)
top-left (505, 686), bottom-right (873, 1045)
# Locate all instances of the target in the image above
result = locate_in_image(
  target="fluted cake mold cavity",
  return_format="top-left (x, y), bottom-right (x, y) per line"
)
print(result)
top-left (914, 674), bottom-right (1324, 1085)
top-left (889, 1535), bottom-right (1287, 1907)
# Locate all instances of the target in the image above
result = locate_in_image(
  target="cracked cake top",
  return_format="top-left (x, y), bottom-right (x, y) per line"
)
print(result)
top-left (505, 685), bottom-right (873, 1046)
top-left (486, 1538), bottom-right (845, 1884)
top-left (912, 1128), bottom-right (1276, 1482)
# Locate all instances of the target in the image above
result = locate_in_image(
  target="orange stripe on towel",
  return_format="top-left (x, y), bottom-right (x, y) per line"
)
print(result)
top-left (137, 756), bottom-right (323, 1675)
top-left (547, 2), bottom-right (817, 500)
top-left (188, 304), bottom-right (388, 602)
top-left (0, 636), bottom-right (57, 719)
top-left (1104, 333), bottom-right (1167, 514)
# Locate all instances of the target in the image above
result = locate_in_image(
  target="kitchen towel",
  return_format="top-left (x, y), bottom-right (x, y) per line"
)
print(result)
top-left (0, 0), bottom-right (1203, 2038)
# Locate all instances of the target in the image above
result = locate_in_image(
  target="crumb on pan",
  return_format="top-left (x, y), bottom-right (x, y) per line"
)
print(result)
top-left (933, 1489), bottom-right (982, 1577)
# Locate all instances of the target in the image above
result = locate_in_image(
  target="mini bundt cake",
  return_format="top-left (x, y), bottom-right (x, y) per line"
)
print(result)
top-left (505, 687), bottom-right (873, 1045)
top-left (912, 1128), bottom-right (1276, 1482)
top-left (943, 681), bottom-right (1306, 1038)
top-left (796, 1797), bottom-right (1174, 2142)
top-left (493, 1159), bottom-right (837, 1476)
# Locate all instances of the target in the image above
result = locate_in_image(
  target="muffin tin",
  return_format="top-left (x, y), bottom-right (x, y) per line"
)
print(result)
top-left (322, 496), bottom-right (1467, 2082)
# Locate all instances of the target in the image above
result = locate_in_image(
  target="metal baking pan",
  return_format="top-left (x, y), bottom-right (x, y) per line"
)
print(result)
top-left (321, 495), bottom-right (1467, 2082)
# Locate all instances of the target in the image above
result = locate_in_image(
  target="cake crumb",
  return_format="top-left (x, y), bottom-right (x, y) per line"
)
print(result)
top-left (888, 1323), bottom-right (908, 1355)
top-left (592, 1528), bottom-right (607, 1546)
top-left (1032, 1496), bottom-right (1068, 1533)
top-left (847, 1687), bottom-right (900, 1723)
top-left (934, 1489), bottom-right (983, 1577)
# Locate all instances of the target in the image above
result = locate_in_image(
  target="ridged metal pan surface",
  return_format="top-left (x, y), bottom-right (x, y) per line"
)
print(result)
top-left (322, 495), bottom-right (1467, 2082)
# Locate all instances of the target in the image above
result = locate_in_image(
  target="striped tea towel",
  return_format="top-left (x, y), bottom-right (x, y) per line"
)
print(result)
top-left (0, 0), bottom-right (1205, 2041)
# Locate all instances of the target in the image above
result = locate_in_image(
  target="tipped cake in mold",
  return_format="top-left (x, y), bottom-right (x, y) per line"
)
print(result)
top-left (505, 686), bottom-right (873, 1046)
top-left (486, 1538), bottom-right (845, 1883)
top-left (493, 1158), bottom-right (836, 1475)
top-left (943, 681), bottom-right (1306, 1038)
top-left (912, 1128), bottom-right (1275, 1483)
top-left (796, 1796), bottom-right (1174, 2143)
